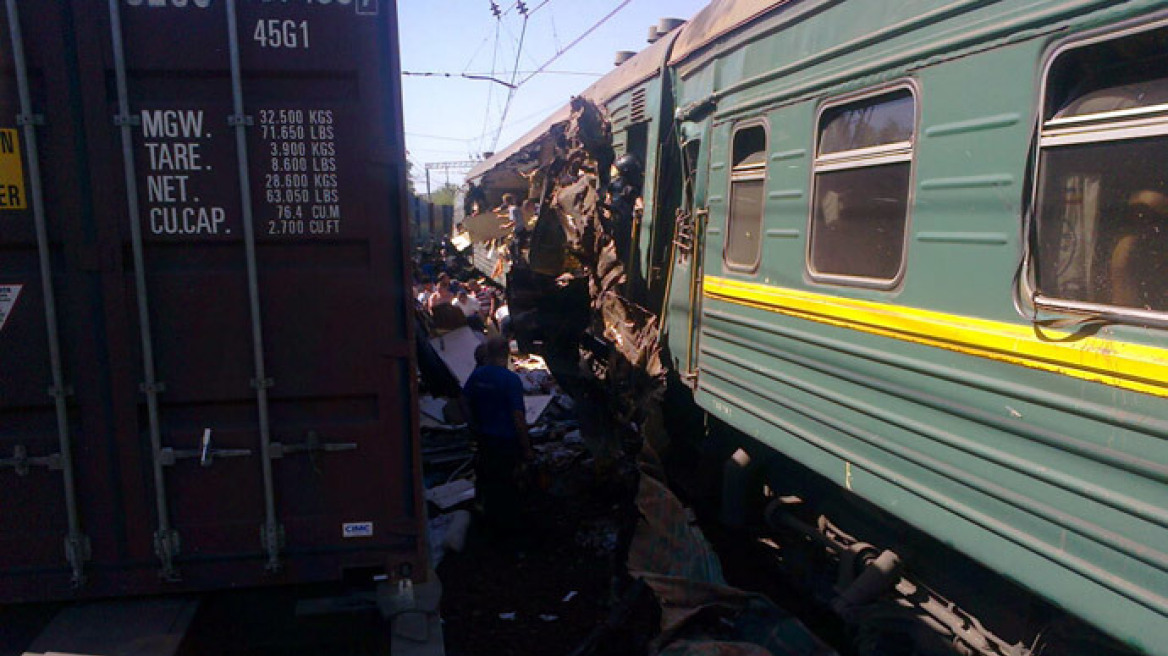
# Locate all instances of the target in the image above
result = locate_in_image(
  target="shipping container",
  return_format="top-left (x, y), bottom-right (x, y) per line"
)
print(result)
top-left (0, 0), bottom-right (422, 602)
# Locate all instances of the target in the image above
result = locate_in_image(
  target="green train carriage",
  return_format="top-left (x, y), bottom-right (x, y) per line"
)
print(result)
top-left (664, 1), bottom-right (1167, 652)
top-left (467, 0), bottom-right (1168, 652)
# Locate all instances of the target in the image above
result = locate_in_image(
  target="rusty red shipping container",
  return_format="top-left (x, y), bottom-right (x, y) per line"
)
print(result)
top-left (0, 0), bottom-right (423, 602)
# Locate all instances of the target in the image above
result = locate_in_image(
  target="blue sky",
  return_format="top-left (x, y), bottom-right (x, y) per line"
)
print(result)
top-left (398, 0), bottom-right (711, 192)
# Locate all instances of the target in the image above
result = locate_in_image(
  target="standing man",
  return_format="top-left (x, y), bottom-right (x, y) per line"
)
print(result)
top-left (462, 338), bottom-right (533, 544)
top-left (497, 193), bottom-right (528, 260)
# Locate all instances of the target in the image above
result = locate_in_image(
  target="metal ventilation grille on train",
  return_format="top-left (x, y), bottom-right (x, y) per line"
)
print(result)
top-left (631, 87), bottom-right (647, 124)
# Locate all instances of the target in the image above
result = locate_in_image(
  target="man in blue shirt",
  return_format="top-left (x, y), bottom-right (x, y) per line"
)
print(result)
top-left (462, 337), bottom-right (533, 540)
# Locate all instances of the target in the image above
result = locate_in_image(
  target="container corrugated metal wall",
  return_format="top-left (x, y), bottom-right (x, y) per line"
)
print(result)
top-left (0, 0), bottom-right (422, 602)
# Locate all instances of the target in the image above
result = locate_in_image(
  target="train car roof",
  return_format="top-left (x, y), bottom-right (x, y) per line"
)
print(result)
top-left (466, 25), bottom-right (681, 184)
top-left (668, 0), bottom-right (795, 65)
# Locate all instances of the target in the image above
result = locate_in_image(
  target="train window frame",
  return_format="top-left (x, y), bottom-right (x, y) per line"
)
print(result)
top-left (806, 83), bottom-right (919, 289)
top-left (722, 120), bottom-right (768, 273)
top-left (1028, 18), bottom-right (1168, 323)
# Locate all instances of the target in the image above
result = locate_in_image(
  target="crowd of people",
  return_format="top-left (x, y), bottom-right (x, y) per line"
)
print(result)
top-left (413, 240), bottom-right (531, 550)
top-left (412, 241), bottom-right (511, 337)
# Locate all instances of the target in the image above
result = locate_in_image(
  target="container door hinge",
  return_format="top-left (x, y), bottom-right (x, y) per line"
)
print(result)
top-left (228, 114), bottom-right (254, 127)
top-left (1, 444), bottom-right (63, 476)
top-left (17, 113), bottom-right (44, 126)
top-left (269, 430), bottom-right (358, 459)
top-left (259, 522), bottom-right (285, 572)
top-left (159, 428), bottom-right (253, 466)
top-left (64, 533), bottom-right (92, 587)
top-left (139, 381), bottom-right (167, 394)
top-left (113, 113), bottom-right (141, 127)
top-left (47, 384), bottom-right (74, 399)
top-left (153, 529), bottom-right (182, 582)
top-left (250, 377), bottom-right (274, 390)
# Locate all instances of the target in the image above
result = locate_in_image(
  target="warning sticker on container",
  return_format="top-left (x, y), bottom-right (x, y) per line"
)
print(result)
top-left (0, 285), bottom-right (22, 333)
top-left (342, 522), bottom-right (374, 538)
top-left (0, 129), bottom-right (26, 210)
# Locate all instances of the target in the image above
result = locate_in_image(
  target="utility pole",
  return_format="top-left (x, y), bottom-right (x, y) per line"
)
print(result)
top-left (422, 160), bottom-right (480, 236)
top-left (423, 160), bottom-right (482, 191)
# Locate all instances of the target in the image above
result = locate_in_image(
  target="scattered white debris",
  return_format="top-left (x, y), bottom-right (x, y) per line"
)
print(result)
top-left (524, 394), bottom-right (555, 426)
top-left (429, 326), bottom-right (486, 386)
top-left (539, 614), bottom-right (559, 622)
top-left (498, 612), bottom-right (517, 621)
top-left (562, 591), bottom-right (578, 603)
top-left (425, 479), bottom-right (476, 510)
top-left (441, 509), bottom-right (472, 553)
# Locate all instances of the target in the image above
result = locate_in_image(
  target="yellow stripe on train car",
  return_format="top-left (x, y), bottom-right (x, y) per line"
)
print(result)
top-left (704, 276), bottom-right (1168, 398)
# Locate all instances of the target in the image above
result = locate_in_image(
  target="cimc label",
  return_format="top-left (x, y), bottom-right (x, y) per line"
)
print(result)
top-left (342, 521), bottom-right (374, 538)
top-left (0, 285), bottom-right (22, 333)
top-left (0, 129), bottom-right (26, 210)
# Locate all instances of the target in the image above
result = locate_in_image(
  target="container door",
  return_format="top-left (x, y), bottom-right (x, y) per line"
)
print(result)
top-left (84, 0), bottom-right (420, 588)
top-left (2, 0), bottom-right (421, 602)
top-left (0, 0), bottom-right (107, 600)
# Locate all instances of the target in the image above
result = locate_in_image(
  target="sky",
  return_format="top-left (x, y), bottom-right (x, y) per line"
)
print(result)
top-left (397, 0), bottom-right (712, 193)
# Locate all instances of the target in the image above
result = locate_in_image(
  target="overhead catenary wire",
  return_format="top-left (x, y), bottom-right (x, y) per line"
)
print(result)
top-left (460, 33), bottom-right (493, 74)
top-left (405, 69), bottom-right (601, 79)
top-left (517, 0), bottom-right (634, 87)
top-left (402, 71), bottom-right (516, 88)
top-left (405, 131), bottom-right (481, 142)
top-left (490, 10), bottom-right (531, 151)
top-left (477, 16), bottom-right (504, 156)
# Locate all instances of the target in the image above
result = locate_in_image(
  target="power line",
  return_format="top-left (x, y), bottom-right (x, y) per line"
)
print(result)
top-left (528, 0), bottom-right (554, 15)
top-left (460, 34), bottom-right (492, 74)
top-left (518, 0), bottom-right (633, 87)
top-left (407, 69), bottom-right (602, 78)
top-left (478, 18), bottom-right (504, 156)
top-left (490, 11), bottom-right (531, 152)
top-left (405, 131), bottom-right (480, 142)
top-left (402, 71), bottom-right (516, 88)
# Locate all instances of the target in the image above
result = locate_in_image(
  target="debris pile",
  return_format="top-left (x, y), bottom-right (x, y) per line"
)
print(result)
top-left (450, 95), bottom-right (836, 656)
top-left (416, 94), bottom-right (833, 655)
top-left (414, 304), bottom-right (656, 656)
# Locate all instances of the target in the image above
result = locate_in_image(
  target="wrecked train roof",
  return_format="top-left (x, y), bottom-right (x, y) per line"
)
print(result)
top-left (668, 0), bottom-right (797, 66)
top-left (466, 25), bottom-right (682, 186)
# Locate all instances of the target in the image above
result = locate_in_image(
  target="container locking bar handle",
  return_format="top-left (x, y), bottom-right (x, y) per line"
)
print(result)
top-left (0, 445), bottom-right (63, 476)
top-left (269, 431), bottom-right (358, 459)
top-left (159, 429), bottom-right (253, 467)
top-left (107, 0), bottom-right (180, 581)
top-left (6, 0), bottom-right (91, 586)
top-left (225, 0), bottom-right (284, 573)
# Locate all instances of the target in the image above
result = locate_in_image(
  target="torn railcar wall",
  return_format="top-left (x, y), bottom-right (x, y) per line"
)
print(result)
top-left (505, 96), bottom-right (665, 451)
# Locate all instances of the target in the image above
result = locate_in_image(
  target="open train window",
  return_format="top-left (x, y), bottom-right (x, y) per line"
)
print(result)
top-left (1034, 24), bottom-right (1168, 315)
top-left (724, 123), bottom-right (767, 271)
top-left (809, 88), bottom-right (915, 285)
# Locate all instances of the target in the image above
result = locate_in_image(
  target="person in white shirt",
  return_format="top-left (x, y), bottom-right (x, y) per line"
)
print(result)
top-left (493, 298), bottom-right (511, 337)
top-left (452, 290), bottom-right (484, 331)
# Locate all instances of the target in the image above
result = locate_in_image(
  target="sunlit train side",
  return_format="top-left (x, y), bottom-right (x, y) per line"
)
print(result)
top-left (469, 1), bottom-right (1168, 653)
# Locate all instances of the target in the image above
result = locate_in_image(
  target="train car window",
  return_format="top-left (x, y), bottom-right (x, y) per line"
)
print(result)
top-left (1036, 25), bottom-right (1168, 313)
top-left (724, 125), bottom-right (767, 271)
top-left (810, 89), bottom-right (915, 283)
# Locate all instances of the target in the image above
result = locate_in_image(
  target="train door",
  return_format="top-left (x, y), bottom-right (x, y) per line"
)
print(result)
top-left (665, 128), bottom-right (709, 384)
